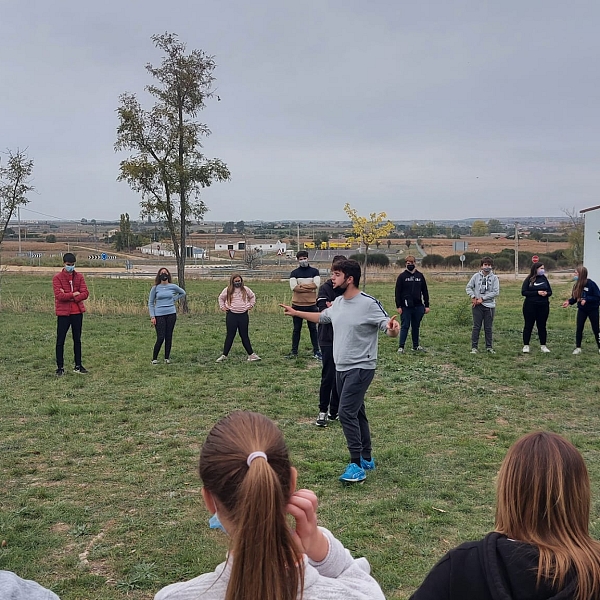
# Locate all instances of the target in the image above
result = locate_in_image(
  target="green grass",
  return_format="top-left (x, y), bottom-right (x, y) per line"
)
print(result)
top-left (1, 274), bottom-right (600, 599)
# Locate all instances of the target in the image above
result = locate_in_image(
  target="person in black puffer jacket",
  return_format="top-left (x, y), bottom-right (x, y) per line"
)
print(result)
top-left (521, 262), bottom-right (553, 354)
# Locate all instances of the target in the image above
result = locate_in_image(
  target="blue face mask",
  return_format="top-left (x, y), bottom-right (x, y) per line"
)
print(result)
top-left (573, 275), bottom-right (579, 281)
top-left (64, 265), bottom-right (75, 273)
top-left (537, 268), bottom-right (545, 276)
top-left (209, 513), bottom-right (227, 533)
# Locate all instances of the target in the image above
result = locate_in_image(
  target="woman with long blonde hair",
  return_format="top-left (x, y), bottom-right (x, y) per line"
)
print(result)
top-left (410, 431), bottom-right (600, 600)
top-left (155, 411), bottom-right (385, 600)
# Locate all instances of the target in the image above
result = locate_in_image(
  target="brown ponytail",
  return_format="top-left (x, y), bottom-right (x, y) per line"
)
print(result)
top-left (572, 267), bottom-right (588, 301)
top-left (200, 412), bottom-right (303, 600)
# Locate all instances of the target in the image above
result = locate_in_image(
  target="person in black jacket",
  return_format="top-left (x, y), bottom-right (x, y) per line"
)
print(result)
top-left (395, 256), bottom-right (430, 353)
top-left (410, 431), bottom-right (600, 600)
top-left (521, 262), bottom-right (552, 353)
top-left (315, 256), bottom-right (345, 427)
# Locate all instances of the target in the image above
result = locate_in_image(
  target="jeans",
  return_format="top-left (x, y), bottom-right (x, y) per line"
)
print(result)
top-left (336, 368), bottom-right (375, 462)
top-left (291, 304), bottom-right (319, 355)
top-left (56, 313), bottom-right (83, 368)
top-left (471, 304), bottom-right (495, 349)
top-left (318, 345), bottom-right (339, 415)
top-left (399, 305), bottom-right (425, 349)
top-left (522, 301), bottom-right (549, 345)
top-left (223, 311), bottom-right (254, 355)
top-left (153, 313), bottom-right (177, 360)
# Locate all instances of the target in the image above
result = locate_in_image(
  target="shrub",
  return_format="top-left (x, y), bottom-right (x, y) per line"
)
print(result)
top-left (45, 234), bottom-right (57, 243)
top-left (444, 255), bottom-right (462, 268)
top-left (349, 253), bottom-right (390, 267)
top-left (451, 301), bottom-right (472, 326)
top-left (493, 257), bottom-right (512, 272)
top-left (421, 254), bottom-right (444, 268)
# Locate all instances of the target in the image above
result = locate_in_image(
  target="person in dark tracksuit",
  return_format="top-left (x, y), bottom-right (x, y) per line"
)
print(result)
top-left (394, 255), bottom-right (430, 353)
top-left (315, 256), bottom-right (345, 427)
top-left (521, 262), bottom-right (552, 353)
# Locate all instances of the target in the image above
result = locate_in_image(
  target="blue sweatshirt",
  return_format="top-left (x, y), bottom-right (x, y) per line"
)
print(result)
top-left (568, 278), bottom-right (600, 311)
top-left (148, 283), bottom-right (186, 317)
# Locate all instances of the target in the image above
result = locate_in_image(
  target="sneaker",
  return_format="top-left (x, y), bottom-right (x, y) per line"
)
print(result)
top-left (412, 346), bottom-right (427, 352)
top-left (216, 355), bottom-right (227, 363)
top-left (573, 348), bottom-right (582, 355)
top-left (327, 413), bottom-right (339, 422)
top-left (522, 345), bottom-right (530, 354)
top-left (55, 367), bottom-right (65, 377)
top-left (339, 463), bottom-right (366, 483)
top-left (73, 365), bottom-right (88, 374)
top-left (315, 412), bottom-right (328, 427)
top-left (285, 353), bottom-right (298, 360)
top-left (486, 348), bottom-right (496, 354)
top-left (151, 359), bottom-right (159, 365)
top-left (540, 345), bottom-right (550, 353)
top-left (313, 351), bottom-right (323, 361)
top-left (164, 358), bottom-right (171, 364)
top-left (360, 456), bottom-right (376, 471)
top-left (470, 348), bottom-right (478, 354)
top-left (397, 347), bottom-right (405, 354)
top-left (247, 353), bottom-right (261, 362)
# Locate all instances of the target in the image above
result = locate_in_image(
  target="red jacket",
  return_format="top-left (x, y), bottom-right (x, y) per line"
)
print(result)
top-left (53, 270), bottom-right (89, 316)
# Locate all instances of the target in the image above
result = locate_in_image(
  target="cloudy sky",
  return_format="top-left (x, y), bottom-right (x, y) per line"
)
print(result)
top-left (1, 0), bottom-right (599, 222)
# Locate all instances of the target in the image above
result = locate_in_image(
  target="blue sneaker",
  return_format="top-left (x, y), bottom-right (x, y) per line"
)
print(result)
top-left (339, 463), bottom-right (366, 483)
top-left (360, 456), bottom-right (376, 471)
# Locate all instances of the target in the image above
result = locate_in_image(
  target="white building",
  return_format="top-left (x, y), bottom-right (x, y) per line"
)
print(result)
top-left (214, 240), bottom-right (286, 253)
top-left (581, 205), bottom-right (600, 280)
top-left (140, 242), bottom-right (207, 259)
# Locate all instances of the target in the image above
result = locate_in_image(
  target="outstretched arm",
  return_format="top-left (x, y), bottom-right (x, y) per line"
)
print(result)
top-left (280, 303), bottom-right (321, 323)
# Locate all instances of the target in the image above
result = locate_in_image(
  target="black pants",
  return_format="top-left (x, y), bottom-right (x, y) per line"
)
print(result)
top-left (223, 311), bottom-right (253, 355)
top-left (522, 302), bottom-right (549, 345)
top-left (56, 313), bottom-right (83, 368)
top-left (399, 305), bottom-right (425, 349)
top-left (471, 304), bottom-right (495, 349)
top-left (291, 304), bottom-right (319, 355)
top-left (153, 313), bottom-right (177, 360)
top-left (318, 345), bottom-right (339, 415)
top-left (576, 307), bottom-right (600, 348)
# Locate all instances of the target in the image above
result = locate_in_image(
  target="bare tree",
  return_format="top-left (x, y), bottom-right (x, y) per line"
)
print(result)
top-left (0, 149), bottom-right (34, 245)
top-left (561, 207), bottom-right (584, 265)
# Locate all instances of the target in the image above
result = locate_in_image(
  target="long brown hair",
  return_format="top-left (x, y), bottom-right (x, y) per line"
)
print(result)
top-left (495, 431), bottom-right (600, 600)
top-left (154, 267), bottom-right (172, 286)
top-left (199, 412), bottom-right (303, 600)
top-left (572, 266), bottom-right (589, 301)
top-left (527, 262), bottom-right (544, 286)
top-left (226, 273), bottom-right (247, 305)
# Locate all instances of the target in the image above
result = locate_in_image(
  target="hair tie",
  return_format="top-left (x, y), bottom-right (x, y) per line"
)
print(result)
top-left (247, 451), bottom-right (268, 467)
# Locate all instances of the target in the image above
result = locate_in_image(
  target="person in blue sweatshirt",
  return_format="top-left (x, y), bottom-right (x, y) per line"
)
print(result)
top-left (561, 266), bottom-right (600, 355)
top-left (521, 262), bottom-right (552, 353)
top-left (148, 268), bottom-right (186, 364)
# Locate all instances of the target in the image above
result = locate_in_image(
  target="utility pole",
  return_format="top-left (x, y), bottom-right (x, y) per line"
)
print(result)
top-left (17, 207), bottom-right (22, 254)
top-left (297, 223), bottom-right (300, 252)
top-left (514, 222), bottom-right (519, 278)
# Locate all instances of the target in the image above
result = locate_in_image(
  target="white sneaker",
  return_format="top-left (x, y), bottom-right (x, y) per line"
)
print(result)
top-left (151, 359), bottom-right (158, 365)
top-left (470, 348), bottom-right (478, 354)
top-left (247, 353), bottom-right (261, 362)
top-left (522, 345), bottom-right (530, 354)
top-left (216, 354), bottom-right (227, 362)
top-left (573, 348), bottom-right (582, 355)
top-left (165, 358), bottom-right (171, 364)
top-left (540, 345), bottom-right (550, 353)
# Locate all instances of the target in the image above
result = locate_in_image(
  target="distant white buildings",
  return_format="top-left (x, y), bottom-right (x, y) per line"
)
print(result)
top-left (213, 240), bottom-right (287, 253)
top-left (139, 242), bottom-right (208, 259)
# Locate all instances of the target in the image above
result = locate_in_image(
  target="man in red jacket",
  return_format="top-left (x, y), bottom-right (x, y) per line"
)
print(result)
top-left (53, 253), bottom-right (89, 376)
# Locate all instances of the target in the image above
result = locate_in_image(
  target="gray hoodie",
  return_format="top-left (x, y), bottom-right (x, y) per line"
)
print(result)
top-left (0, 571), bottom-right (60, 600)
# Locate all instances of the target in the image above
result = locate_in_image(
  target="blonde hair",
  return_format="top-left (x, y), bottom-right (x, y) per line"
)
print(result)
top-left (495, 432), bottom-right (600, 600)
top-left (199, 412), bottom-right (303, 600)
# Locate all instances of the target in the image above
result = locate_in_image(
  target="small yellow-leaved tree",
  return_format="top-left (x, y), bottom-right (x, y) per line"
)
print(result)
top-left (344, 203), bottom-right (395, 289)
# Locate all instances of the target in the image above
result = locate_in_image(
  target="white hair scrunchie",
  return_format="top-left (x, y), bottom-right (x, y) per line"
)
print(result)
top-left (246, 451), bottom-right (268, 467)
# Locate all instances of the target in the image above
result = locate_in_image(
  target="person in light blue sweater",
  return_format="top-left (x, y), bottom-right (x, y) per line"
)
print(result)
top-left (148, 268), bottom-right (186, 364)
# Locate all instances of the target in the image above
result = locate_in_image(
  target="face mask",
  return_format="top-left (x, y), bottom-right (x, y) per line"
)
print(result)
top-left (64, 265), bottom-right (75, 273)
top-left (482, 266), bottom-right (492, 273)
top-left (299, 259), bottom-right (309, 267)
top-left (160, 274), bottom-right (169, 281)
top-left (406, 264), bottom-right (415, 271)
top-left (233, 281), bottom-right (242, 287)
top-left (537, 268), bottom-right (545, 276)
top-left (209, 513), bottom-right (227, 533)
top-left (573, 275), bottom-right (579, 281)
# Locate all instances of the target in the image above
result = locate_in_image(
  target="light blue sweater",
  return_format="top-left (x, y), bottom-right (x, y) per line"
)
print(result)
top-left (148, 283), bottom-right (186, 317)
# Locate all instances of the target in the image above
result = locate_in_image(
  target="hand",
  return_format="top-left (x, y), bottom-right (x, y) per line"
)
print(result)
top-left (424, 307), bottom-right (430, 314)
top-left (326, 301), bottom-right (332, 308)
top-left (471, 298), bottom-right (478, 307)
top-left (580, 299), bottom-right (586, 306)
top-left (538, 290), bottom-right (547, 296)
top-left (220, 307), bottom-right (228, 312)
top-left (60, 288), bottom-right (65, 293)
top-left (150, 317), bottom-right (156, 326)
top-left (286, 489), bottom-right (328, 562)
top-left (397, 307), bottom-right (403, 315)
top-left (387, 314), bottom-right (400, 335)
top-left (73, 291), bottom-right (80, 297)
top-left (280, 303), bottom-right (296, 317)
top-left (562, 301), bottom-right (570, 308)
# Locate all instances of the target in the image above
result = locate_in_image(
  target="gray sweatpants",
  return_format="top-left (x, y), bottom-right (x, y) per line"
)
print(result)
top-left (472, 304), bottom-right (495, 349)
top-left (336, 368), bottom-right (375, 462)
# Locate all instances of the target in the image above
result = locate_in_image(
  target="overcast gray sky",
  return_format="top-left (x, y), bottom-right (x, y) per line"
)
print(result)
top-left (1, 0), bottom-right (599, 222)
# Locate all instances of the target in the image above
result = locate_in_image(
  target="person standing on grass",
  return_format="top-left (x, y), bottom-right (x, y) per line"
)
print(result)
top-left (281, 259), bottom-right (400, 484)
top-left (315, 255), bottom-right (345, 427)
top-left (410, 431), bottom-right (600, 600)
top-left (287, 250), bottom-right (321, 360)
top-left (466, 257), bottom-right (500, 354)
top-left (216, 273), bottom-right (261, 363)
top-left (562, 266), bottom-right (600, 355)
top-left (148, 268), bottom-right (186, 365)
top-left (395, 255), bottom-right (430, 353)
top-left (521, 262), bottom-right (552, 354)
top-left (154, 411), bottom-right (386, 600)
top-left (53, 252), bottom-right (89, 376)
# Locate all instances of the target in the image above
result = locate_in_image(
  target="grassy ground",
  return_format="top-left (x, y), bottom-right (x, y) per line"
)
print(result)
top-left (1, 273), bottom-right (600, 599)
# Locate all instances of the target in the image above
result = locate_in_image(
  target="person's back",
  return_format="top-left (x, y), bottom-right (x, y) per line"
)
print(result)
top-left (0, 571), bottom-right (60, 599)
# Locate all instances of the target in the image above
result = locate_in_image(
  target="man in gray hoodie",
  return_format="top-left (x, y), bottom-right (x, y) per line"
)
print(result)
top-left (0, 571), bottom-right (60, 599)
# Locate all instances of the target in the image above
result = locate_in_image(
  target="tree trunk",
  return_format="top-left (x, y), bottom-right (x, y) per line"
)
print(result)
top-left (362, 244), bottom-right (369, 290)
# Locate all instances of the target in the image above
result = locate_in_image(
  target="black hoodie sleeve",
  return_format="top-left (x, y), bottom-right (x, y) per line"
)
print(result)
top-left (409, 555), bottom-right (451, 600)
top-left (421, 273), bottom-right (430, 308)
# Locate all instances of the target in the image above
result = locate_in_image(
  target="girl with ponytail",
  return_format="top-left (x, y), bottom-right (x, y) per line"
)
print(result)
top-left (155, 411), bottom-right (384, 600)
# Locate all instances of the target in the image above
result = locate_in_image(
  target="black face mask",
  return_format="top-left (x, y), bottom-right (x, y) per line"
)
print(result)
top-left (233, 282), bottom-right (242, 287)
top-left (160, 274), bottom-right (169, 281)
top-left (406, 264), bottom-right (415, 271)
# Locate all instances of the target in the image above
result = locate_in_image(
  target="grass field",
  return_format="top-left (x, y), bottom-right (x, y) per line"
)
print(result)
top-left (1, 273), bottom-right (600, 599)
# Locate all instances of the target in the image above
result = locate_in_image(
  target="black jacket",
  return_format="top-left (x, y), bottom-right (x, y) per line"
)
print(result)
top-left (395, 269), bottom-right (429, 309)
top-left (410, 532), bottom-right (577, 600)
top-left (316, 279), bottom-right (342, 346)
top-left (521, 275), bottom-right (553, 305)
